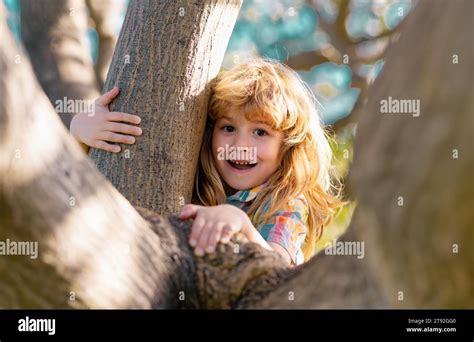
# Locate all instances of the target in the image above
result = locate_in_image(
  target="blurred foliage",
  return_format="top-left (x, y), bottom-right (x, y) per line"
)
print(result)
top-left (4, 0), bottom-right (20, 42)
top-left (316, 123), bottom-right (356, 251)
top-left (223, 0), bottom-right (414, 125)
top-left (87, 28), bottom-right (100, 64)
top-left (316, 200), bottom-right (357, 254)
top-left (300, 63), bottom-right (360, 124)
top-left (330, 122), bottom-right (356, 179)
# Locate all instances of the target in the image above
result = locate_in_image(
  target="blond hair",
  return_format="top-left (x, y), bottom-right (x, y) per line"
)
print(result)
top-left (195, 57), bottom-right (345, 261)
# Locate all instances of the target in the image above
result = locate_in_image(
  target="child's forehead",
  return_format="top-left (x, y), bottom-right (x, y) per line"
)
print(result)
top-left (215, 110), bottom-right (274, 126)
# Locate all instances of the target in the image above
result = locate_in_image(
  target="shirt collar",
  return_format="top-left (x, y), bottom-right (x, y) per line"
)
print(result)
top-left (227, 182), bottom-right (268, 203)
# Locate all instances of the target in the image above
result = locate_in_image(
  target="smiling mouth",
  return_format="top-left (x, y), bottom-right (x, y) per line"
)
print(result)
top-left (227, 160), bottom-right (257, 170)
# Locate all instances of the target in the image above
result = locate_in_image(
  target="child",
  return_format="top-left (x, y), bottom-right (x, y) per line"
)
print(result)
top-left (70, 57), bottom-right (344, 266)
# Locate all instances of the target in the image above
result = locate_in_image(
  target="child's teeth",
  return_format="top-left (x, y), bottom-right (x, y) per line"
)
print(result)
top-left (230, 160), bottom-right (257, 166)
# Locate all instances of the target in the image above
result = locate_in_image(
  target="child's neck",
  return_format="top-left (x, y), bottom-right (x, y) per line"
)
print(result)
top-left (224, 179), bottom-right (271, 196)
top-left (223, 182), bottom-right (237, 196)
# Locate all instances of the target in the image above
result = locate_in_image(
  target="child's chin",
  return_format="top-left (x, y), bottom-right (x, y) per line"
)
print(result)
top-left (225, 179), bottom-right (257, 191)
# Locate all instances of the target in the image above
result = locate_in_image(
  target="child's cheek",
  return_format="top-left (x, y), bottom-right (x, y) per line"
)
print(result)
top-left (257, 140), bottom-right (277, 161)
top-left (212, 130), bottom-right (226, 154)
top-left (211, 135), bottom-right (220, 159)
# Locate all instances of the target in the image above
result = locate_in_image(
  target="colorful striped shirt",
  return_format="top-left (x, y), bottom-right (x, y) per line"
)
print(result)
top-left (227, 183), bottom-right (308, 265)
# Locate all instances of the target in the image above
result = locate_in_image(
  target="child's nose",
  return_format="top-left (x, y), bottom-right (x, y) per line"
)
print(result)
top-left (232, 133), bottom-right (251, 149)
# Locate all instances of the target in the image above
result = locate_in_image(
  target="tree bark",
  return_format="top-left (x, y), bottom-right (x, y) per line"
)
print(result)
top-left (1, 0), bottom-right (472, 309)
top-left (20, 0), bottom-right (101, 129)
top-left (88, 0), bottom-right (242, 216)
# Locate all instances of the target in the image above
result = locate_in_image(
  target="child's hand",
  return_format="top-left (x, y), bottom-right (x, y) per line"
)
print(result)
top-left (70, 87), bottom-right (142, 153)
top-left (179, 204), bottom-right (251, 256)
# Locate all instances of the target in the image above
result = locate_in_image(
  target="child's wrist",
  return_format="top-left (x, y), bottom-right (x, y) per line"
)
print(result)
top-left (69, 116), bottom-right (79, 139)
top-left (241, 213), bottom-right (255, 239)
top-left (69, 116), bottom-right (89, 153)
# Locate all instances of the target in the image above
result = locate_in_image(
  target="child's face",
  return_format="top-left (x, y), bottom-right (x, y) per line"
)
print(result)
top-left (211, 109), bottom-right (284, 191)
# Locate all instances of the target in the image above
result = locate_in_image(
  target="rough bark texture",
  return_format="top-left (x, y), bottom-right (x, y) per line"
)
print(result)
top-left (88, 0), bottom-right (242, 216)
top-left (1, 0), bottom-right (472, 309)
top-left (20, 0), bottom-right (100, 129)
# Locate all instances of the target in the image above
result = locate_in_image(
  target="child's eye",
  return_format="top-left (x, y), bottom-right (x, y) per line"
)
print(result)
top-left (254, 128), bottom-right (268, 137)
top-left (222, 125), bottom-right (234, 133)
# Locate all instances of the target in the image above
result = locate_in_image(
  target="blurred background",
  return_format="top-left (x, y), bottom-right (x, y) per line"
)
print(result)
top-left (3, 0), bottom-right (414, 255)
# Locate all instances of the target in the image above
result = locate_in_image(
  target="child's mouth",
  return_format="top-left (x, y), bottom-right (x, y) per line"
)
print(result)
top-left (227, 160), bottom-right (257, 171)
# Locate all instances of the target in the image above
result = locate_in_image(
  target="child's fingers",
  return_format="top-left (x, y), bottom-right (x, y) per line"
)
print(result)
top-left (195, 224), bottom-right (215, 256)
top-left (179, 204), bottom-right (199, 220)
top-left (99, 132), bottom-right (135, 145)
top-left (205, 223), bottom-right (224, 253)
top-left (188, 216), bottom-right (205, 248)
top-left (105, 122), bottom-right (142, 136)
top-left (92, 140), bottom-right (121, 153)
top-left (219, 225), bottom-right (234, 244)
top-left (96, 87), bottom-right (119, 106)
top-left (106, 112), bottom-right (141, 124)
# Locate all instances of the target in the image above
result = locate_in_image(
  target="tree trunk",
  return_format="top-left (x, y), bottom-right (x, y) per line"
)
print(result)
top-left (1, 0), bottom-right (472, 309)
top-left (88, 0), bottom-right (242, 215)
top-left (20, 0), bottom-right (101, 129)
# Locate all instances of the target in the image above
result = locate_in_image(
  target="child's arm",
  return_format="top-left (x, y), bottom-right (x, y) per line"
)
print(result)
top-left (179, 204), bottom-right (292, 265)
top-left (243, 225), bottom-right (292, 265)
top-left (70, 87), bottom-right (142, 153)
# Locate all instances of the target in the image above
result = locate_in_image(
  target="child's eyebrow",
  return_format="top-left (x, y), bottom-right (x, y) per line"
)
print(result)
top-left (251, 119), bottom-right (275, 129)
top-left (218, 115), bottom-right (272, 128)
top-left (218, 115), bottom-right (233, 122)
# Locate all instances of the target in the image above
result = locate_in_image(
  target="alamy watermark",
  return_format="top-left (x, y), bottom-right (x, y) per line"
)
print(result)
top-left (0, 238), bottom-right (38, 259)
top-left (380, 96), bottom-right (420, 117)
top-left (55, 97), bottom-right (95, 117)
top-left (324, 239), bottom-right (365, 259)
top-left (217, 144), bottom-right (257, 164)
top-left (18, 316), bottom-right (55, 335)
